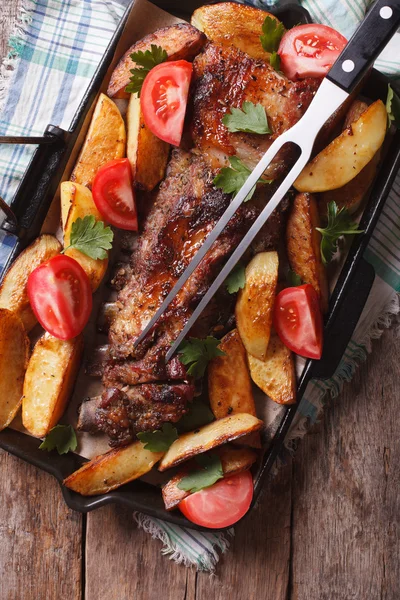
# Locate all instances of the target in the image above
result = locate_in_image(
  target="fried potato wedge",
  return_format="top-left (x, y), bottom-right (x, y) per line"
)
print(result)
top-left (127, 93), bottom-right (170, 191)
top-left (0, 309), bottom-right (30, 430)
top-left (158, 413), bottom-right (263, 471)
top-left (294, 100), bottom-right (387, 193)
top-left (191, 2), bottom-right (280, 60)
top-left (235, 251), bottom-right (279, 360)
top-left (70, 93), bottom-right (125, 188)
top-left (343, 99), bottom-right (368, 129)
top-left (0, 234), bottom-right (61, 332)
top-left (286, 193), bottom-right (329, 313)
top-left (107, 23), bottom-right (206, 99)
top-left (61, 181), bottom-right (108, 291)
top-left (63, 442), bottom-right (163, 496)
top-left (248, 329), bottom-right (296, 405)
top-left (162, 445), bottom-right (257, 510)
top-left (22, 333), bottom-right (83, 438)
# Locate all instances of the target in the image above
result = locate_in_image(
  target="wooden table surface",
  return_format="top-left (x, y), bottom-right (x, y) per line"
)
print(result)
top-left (1, 3), bottom-right (399, 599)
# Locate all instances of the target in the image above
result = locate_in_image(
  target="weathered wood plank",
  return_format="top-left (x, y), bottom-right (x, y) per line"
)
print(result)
top-left (290, 328), bottom-right (400, 600)
top-left (0, 451), bottom-right (82, 600)
top-left (0, 0), bottom-right (20, 58)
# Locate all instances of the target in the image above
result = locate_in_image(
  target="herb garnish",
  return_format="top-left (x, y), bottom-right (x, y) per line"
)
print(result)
top-left (63, 215), bottom-right (113, 260)
top-left (137, 422), bottom-right (178, 452)
top-left (177, 400), bottom-right (215, 432)
top-left (177, 453), bottom-right (224, 493)
top-left (222, 101), bottom-right (271, 135)
top-left (213, 156), bottom-right (271, 202)
top-left (225, 263), bottom-right (246, 294)
top-left (316, 201), bottom-right (363, 265)
top-left (286, 269), bottom-right (302, 287)
top-left (260, 15), bottom-right (285, 53)
top-left (178, 336), bottom-right (225, 379)
top-left (125, 44), bottom-right (168, 96)
top-left (269, 51), bottom-right (281, 72)
top-left (386, 84), bottom-right (400, 129)
top-left (39, 424), bottom-right (77, 455)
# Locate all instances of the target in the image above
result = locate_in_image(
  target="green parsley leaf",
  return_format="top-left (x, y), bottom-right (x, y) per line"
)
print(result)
top-left (286, 269), bottom-right (302, 287)
top-left (125, 44), bottom-right (168, 96)
top-left (177, 400), bottom-right (215, 432)
top-left (269, 51), bottom-right (281, 72)
top-left (63, 215), bottom-right (113, 260)
top-left (178, 336), bottom-right (225, 379)
top-left (177, 453), bottom-right (224, 493)
top-left (225, 263), bottom-right (246, 294)
top-left (213, 156), bottom-right (271, 202)
top-left (39, 424), bottom-right (77, 455)
top-left (316, 201), bottom-right (363, 265)
top-left (222, 101), bottom-right (271, 135)
top-left (386, 84), bottom-right (400, 129)
top-left (260, 15), bottom-right (285, 53)
top-left (137, 422), bottom-right (178, 452)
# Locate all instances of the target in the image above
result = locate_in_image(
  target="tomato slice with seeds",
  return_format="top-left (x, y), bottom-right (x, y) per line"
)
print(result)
top-left (92, 158), bottom-right (138, 231)
top-left (140, 60), bottom-right (193, 146)
top-left (274, 284), bottom-right (323, 360)
top-left (278, 24), bottom-right (347, 80)
top-left (27, 254), bottom-right (92, 340)
top-left (179, 471), bottom-right (254, 529)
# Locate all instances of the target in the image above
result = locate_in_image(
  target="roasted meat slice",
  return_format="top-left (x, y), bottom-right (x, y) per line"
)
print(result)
top-left (191, 43), bottom-right (320, 178)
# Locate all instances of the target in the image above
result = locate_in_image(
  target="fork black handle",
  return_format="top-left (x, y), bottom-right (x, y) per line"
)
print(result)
top-left (327, 0), bottom-right (400, 93)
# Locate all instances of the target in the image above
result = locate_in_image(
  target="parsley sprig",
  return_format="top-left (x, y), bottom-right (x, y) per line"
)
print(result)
top-left (177, 453), bottom-right (224, 493)
top-left (222, 102), bottom-right (271, 135)
top-left (286, 269), bottom-right (302, 287)
top-left (63, 215), bottom-right (113, 260)
top-left (316, 201), bottom-right (363, 265)
top-left (177, 400), bottom-right (215, 432)
top-left (178, 336), bottom-right (225, 379)
top-left (213, 156), bottom-right (271, 202)
top-left (39, 425), bottom-right (77, 455)
top-left (225, 263), bottom-right (246, 294)
top-left (269, 51), bottom-right (281, 72)
top-left (386, 84), bottom-right (400, 129)
top-left (137, 423), bottom-right (178, 453)
top-left (125, 44), bottom-right (168, 96)
top-left (260, 15), bottom-right (284, 71)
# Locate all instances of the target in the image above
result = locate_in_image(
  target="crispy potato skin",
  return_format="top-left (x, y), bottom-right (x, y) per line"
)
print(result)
top-left (235, 251), bottom-right (279, 360)
top-left (126, 93), bottom-right (170, 191)
top-left (158, 413), bottom-right (263, 471)
top-left (107, 23), bottom-right (206, 99)
top-left (248, 329), bottom-right (296, 405)
top-left (0, 234), bottom-right (61, 332)
top-left (70, 94), bottom-right (125, 188)
top-left (162, 445), bottom-right (257, 510)
top-left (63, 441), bottom-right (163, 496)
top-left (191, 2), bottom-right (280, 60)
top-left (343, 100), bottom-right (368, 129)
top-left (286, 192), bottom-right (329, 313)
top-left (0, 309), bottom-right (30, 431)
top-left (294, 100), bottom-right (387, 193)
top-left (22, 333), bottom-right (83, 437)
top-left (61, 181), bottom-right (108, 291)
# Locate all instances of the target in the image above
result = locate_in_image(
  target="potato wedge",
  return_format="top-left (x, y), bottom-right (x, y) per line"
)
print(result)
top-left (63, 441), bottom-right (163, 496)
top-left (0, 309), bottom-right (30, 430)
top-left (70, 93), bottom-right (125, 188)
top-left (162, 445), bottom-right (257, 510)
top-left (158, 413), bottom-right (263, 471)
top-left (235, 251), bottom-right (278, 361)
top-left (126, 93), bottom-right (170, 191)
top-left (248, 329), bottom-right (296, 405)
top-left (192, 2), bottom-right (280, 60)
top-left (107, 23), bottom-right (206, 99)
top-left (0, 234), bottom-right (61, 332)
top-left (286, 193), bottom-right (329, 313)
top-left (61, 181), bottom-right (108, 291)
top-left (294, 100), bottom-right (387, 193)
top-left (22, 333), bottom-right (83, 438)
top-left (343, 99), bottom-right (368, 129)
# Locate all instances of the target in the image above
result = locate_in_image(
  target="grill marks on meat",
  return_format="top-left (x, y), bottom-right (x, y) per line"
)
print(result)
top-left (191, 43), bottom-right (320, 178)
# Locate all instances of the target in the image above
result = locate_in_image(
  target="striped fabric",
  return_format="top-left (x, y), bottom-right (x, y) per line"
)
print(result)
top-left (0, 0), bottom-right (399, 571)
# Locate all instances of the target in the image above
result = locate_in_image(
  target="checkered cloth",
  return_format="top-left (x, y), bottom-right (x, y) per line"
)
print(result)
top-left (0, 0), bottom-right (399, 571)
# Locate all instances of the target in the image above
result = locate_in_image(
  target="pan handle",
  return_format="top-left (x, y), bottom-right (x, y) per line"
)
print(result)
top-left (311, 258), bottom-right (375, 380)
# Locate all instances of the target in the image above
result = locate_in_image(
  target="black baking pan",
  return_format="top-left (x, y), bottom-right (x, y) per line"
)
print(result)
top-left (1, 0), bottom-right (399, 531)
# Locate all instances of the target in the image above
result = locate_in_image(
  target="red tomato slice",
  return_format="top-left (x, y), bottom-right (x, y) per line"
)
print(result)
top-left (274, 284), bottom-right (323, 359)
top-left (92, 158), bottom-right (138, 231)
top-left (27, 254), bottom-right (92, 340)
top-left (140, 60), bottom-right (193, 146)
top-left (278, 24), bottom-right (347, 80)
top-left (179, 471), bottom-right (253, 529)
